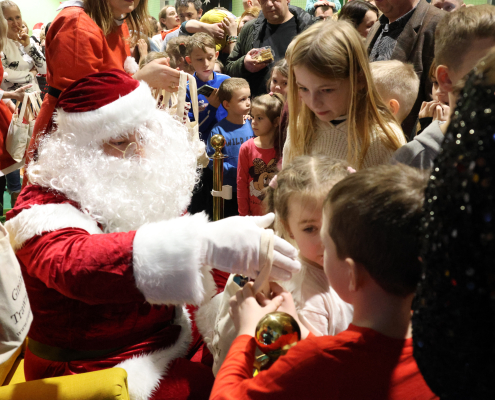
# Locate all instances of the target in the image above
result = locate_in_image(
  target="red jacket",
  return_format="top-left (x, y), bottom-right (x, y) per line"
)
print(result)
top-left (5, 184), bottom-right (215, 398)
top-left (27, 5), bottom-right (131, 165)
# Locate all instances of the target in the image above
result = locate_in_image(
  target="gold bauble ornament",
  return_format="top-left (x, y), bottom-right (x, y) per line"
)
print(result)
top-left (253, 312), bottom-right (301, 372)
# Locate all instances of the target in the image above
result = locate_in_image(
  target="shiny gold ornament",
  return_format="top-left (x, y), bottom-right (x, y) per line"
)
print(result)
top-left (253, 312), bottom-right (301, 372)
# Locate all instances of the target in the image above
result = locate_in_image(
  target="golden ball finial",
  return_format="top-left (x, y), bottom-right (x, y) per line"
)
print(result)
top-left (210, 134), bottom-right (226, 152)
top-left (255, 312), bottom-right (301, 359)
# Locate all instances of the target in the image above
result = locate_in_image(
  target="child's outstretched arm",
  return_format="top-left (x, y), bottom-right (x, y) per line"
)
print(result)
top-left (210, 283), bottom-right (315, 400)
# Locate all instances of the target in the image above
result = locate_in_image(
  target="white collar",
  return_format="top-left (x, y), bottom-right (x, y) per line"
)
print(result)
top-left (57, 0), bottom-right (84, 10)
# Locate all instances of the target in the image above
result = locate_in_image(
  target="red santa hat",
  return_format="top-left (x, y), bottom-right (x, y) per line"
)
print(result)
top-left (32, 22), bottom-right (43, 38)
top-left (54, 69), bottom-right (156, 144)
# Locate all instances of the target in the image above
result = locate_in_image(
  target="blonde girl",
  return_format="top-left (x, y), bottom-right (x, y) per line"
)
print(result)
top-left (237, 93), bottom-right (284, 216)
top-left (284, 20), bottom-right (406, 169)
top-left (265, 155), bottom-right (354, 336)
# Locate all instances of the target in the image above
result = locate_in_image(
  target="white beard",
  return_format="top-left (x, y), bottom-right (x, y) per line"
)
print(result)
top-left (28, 109), bottom-right (201, 233)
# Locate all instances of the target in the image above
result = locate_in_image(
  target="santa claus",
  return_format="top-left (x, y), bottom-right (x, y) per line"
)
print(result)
top-left (4, 70), bottom-right (299, 400)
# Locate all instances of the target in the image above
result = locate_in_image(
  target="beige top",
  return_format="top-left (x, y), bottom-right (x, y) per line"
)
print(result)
top-left (282, 119), bottom-right (406, 168)
top-left (287, 257), bottom-right (353, 337)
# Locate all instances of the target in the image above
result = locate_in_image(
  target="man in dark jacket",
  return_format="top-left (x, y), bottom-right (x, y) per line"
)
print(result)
top-left (226, 1), bottom-right (313, 97)
top-left (366, 0), bottom-right (444, 139)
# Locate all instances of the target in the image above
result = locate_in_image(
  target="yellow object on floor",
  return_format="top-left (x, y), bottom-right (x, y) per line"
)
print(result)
top-left (0, 360), bottom-right (129, 400)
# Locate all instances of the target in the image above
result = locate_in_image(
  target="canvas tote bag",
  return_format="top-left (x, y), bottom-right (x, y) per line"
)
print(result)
top-left (5, 91), bottom-right (42, 163)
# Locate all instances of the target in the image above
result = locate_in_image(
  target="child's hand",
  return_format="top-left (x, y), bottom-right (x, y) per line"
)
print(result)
top-left (229, 282), bottom-right (284, 337)
top-left (256, 282), bottom-right (310, 340)
top-left (222, 16), bottom-right (237, 37)
top-left (205, 23), bottom-right (225, 40)
top-left (137, 39), bottom-right (148, 58)
top-left (206, 88), bottom-right (221, 109)
top-left (243, 114), bottom-right (251, 125)
top-left (433, 102), bottom-right (450, 122)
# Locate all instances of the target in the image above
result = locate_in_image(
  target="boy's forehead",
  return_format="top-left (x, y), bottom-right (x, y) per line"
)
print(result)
top-left (191, 46), bottom-right (215, 56)
top-left (178, 5), bottom-right (195, 13)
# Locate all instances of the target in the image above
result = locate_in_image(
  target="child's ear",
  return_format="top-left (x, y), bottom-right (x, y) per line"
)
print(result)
top-left (185, 56), bottom-right (191, 65)
top-left (388, 99), bottom-right (400, 116)
top-left (215, 51), bottom-right (219, 59)
top-left (345, 257), bottom-right (359, 293)
top-left (222, 100), bottom-right (229, 110)
top-left (273, 116), bottom-right (280, 128)
top-left (436, 65), bottom-right (453, 94)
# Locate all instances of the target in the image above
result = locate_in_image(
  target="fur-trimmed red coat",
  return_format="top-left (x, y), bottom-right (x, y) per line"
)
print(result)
top-left (5, 184), bottom-right (216, 400)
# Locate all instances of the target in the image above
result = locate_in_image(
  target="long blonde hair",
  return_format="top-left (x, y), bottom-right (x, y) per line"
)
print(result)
top-left (84, 0), bottom-right (150, 42)
top-left (285, 20), bottom-right (404, 169)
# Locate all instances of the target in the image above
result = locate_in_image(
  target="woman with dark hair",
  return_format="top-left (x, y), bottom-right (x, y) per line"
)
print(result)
top-left (338, 0), bottom-right (378, 39)
top-left (25, 0), bottom-right (180, 167)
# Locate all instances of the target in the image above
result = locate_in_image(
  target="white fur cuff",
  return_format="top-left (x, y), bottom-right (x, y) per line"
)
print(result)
top-left (133, 212), bottom-right (216, 306)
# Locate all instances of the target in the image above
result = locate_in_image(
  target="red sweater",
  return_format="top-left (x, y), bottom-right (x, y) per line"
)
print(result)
top-left (236, 139), bottom-right (277, 216)
top-left (27, 6), bottom-right (131, 165)
top-left (211, 324), bottom-right (438, 400)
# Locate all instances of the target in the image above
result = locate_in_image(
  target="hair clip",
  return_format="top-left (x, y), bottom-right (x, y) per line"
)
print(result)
top-left (347, 166), bottom-right (356, 174)
top-left (269, 175), bottom-right (278, 189)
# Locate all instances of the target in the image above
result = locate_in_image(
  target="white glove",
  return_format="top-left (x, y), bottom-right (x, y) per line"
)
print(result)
top-left (201, 213), bottom-right (300, 281)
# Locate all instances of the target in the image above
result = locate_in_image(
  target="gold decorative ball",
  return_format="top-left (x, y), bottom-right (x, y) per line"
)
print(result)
top-left (210, 134), bottom-right (226, 150)
top-left (254, 312), bottom-right (301, 358)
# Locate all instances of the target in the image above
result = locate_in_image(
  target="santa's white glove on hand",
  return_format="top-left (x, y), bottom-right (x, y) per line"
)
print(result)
top-left (201, 213), bottom-right (300, 281)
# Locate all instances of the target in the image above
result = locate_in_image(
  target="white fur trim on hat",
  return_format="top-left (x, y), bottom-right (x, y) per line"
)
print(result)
top-left (54, 81), bottom-right (156, 145)
top-left (132, 212), bottom-right (216, 307)
top-left (5, 203), bottom-right (103, 250)
top-left (114, 306), bottom-right (192, 400)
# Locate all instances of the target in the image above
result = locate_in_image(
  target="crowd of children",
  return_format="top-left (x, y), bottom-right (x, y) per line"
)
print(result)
top-left (157, 3), bottom-right (495, 399)
top-left (4, 0), bottom-right (495, 398)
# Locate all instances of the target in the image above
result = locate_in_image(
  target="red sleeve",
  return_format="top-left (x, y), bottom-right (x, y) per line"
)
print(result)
top-left (16, 228), bottom-right (146, 305)
top-left (211, 334), bottom-right (332, 400)
top-left (46, 10), bottom-right (106, 90)
top-left (237, 141), bottom-right (251, 216)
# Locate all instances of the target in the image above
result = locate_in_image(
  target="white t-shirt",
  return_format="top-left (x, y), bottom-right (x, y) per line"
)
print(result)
top-left (288, 256), bottom-right (353, 336)
top-left (1, 38), bottom-right (47, 92)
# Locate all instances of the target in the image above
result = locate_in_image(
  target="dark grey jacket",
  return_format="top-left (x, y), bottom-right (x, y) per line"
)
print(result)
top-left (391, 120), bottom-right (444, 169)
top-left (225, 6), bottom-right (314, 96)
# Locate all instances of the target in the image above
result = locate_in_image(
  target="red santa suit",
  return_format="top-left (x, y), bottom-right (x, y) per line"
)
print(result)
top-left (6, 185), bottom-right (215, 400)
top-left (7, 69), bottom-right (300, 400)
top-left (6, 70), bottom-right (217, 400)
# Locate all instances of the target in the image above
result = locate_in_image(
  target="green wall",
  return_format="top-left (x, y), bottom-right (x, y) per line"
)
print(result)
top-left (18, 0), bottom-right (492, 35)
top-left (15, 0), bottom-right (61, 35)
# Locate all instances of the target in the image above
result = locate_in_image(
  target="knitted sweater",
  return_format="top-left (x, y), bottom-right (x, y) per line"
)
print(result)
top-left (282, 119), bottom-right (406, 169)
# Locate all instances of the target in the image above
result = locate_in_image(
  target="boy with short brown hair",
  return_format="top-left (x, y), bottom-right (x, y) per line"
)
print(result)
top-left (393, 5), bottom-right (495, 169)
top-left (205, 78), bottom-right (252, 218)
top-left (210, 164), bottom-right (437, 400)
top-left (185, 32), bottom-right (230, 142)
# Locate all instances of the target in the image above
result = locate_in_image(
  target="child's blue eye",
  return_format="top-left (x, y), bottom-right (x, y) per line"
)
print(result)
top-left (298, 86), bottom-right (308, 92)
top-left (323, 89), bottom-right (334, 93)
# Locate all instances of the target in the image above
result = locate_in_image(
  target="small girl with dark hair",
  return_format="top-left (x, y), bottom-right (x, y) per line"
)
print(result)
top-left (267, 59), bottom-right (289, 97)
top-left (338, 0), bottom-right (379, 39)
top-left (237, 93), bottom-right (284, 216)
